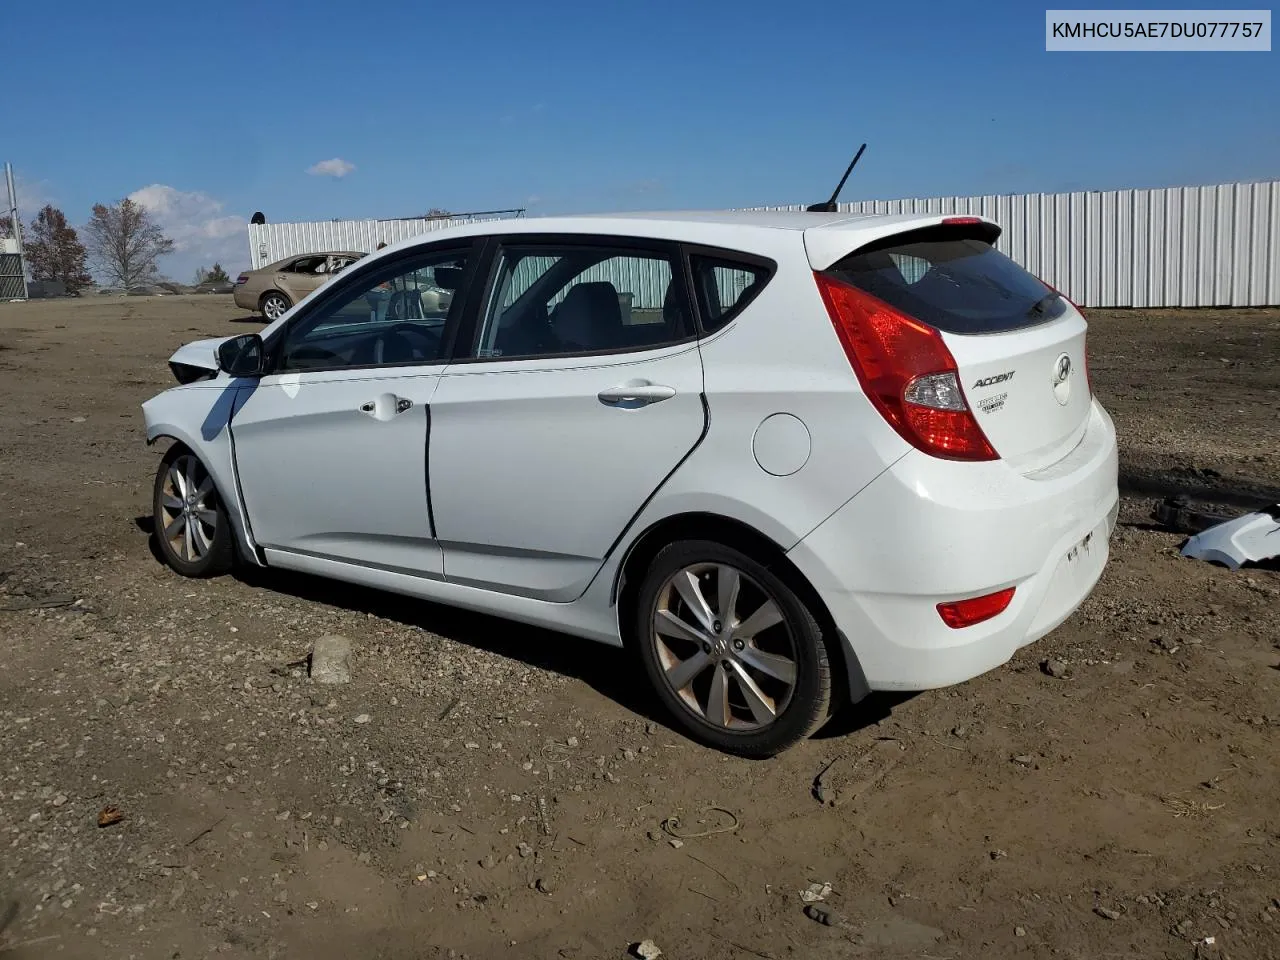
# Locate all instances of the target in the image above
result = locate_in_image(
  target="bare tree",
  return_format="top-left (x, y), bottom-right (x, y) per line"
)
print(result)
top-left (84, 198), bottom-right (174, 287)
top-left (25, 205), bottom-right (92, 292)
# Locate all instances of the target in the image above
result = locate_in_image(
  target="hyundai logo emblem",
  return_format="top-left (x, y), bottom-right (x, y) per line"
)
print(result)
top-left (1051, 353), bottom-right (1073, 405)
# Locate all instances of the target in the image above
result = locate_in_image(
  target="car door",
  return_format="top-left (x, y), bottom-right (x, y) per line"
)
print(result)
top-left (229, 242), bottom-right (481, 576)
top-left (275, 256), bottom-right (326, 302)
top-left (428, 237), bottom-right (707, 602)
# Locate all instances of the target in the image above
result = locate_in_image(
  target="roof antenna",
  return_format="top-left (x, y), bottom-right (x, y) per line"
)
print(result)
top-left (806, 143), bottom-right (866, 213)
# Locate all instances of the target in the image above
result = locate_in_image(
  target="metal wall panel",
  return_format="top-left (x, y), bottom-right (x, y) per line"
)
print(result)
top-left (743, 180), bottom-right (1279, 307)
top-left (247, 180), bottom-right (1280, 308)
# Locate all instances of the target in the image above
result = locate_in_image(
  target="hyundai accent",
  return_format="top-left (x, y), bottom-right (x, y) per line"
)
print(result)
top-left (142, 210), bottom-right (1119, 756)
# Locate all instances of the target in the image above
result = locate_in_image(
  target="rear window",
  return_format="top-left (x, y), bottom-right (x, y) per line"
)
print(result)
top-left (825, 230), bottom-right (1067, 335)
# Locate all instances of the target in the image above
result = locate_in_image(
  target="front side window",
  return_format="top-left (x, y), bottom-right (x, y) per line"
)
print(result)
top-left (476, 245), bottom-right (690, 359)
top-left (277, 248), bottom-right (471, 371)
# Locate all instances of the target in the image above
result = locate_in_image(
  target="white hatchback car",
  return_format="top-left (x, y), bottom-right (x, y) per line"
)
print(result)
top-left (143, 211), bottom-right (1119, 756)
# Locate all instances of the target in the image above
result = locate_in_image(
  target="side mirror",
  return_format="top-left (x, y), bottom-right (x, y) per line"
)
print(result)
top-left (217, 333), bottom-right (265, 377)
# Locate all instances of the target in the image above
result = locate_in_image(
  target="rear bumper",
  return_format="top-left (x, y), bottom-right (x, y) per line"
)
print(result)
top-left (232, 285), bottom-right (257, 311)
top-left (788, 400), bottom-right (1119, 691)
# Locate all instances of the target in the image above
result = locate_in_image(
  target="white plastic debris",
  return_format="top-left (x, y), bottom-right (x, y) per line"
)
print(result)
top-left (801, 881), bottom-right (833, 903)
top-left (1180, 505), bottom-right (1280, 569)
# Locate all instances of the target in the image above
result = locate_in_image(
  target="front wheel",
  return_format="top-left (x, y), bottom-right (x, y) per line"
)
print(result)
top-left (152, 446), bottom-right (234, 577)
top-left (634, 540), bottom-right (832, 757)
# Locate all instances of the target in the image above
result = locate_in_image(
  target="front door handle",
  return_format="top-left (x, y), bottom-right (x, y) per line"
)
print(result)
top-left (597, 382), bottom-right (677, 407)
top-left (359, 395), bottom-right (413, 418)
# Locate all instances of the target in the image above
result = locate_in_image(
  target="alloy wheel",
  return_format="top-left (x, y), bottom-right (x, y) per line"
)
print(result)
top-left (157, 454), bottom-right (218, 563)
top-left (262, 294), bottom-right (288, 320)
top-left (651, 562), bottom-right (798, 731)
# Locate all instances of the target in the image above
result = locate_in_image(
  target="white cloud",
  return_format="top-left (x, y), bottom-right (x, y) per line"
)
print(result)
top-left (307, 157), bottom-right (356, 178)
top-left (129, 184), bottom-right (248, 279)
top-left (12, 174), bottom-right (56, 217)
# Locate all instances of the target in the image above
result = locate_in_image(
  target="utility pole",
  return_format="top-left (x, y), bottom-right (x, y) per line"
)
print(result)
top-left (4, 162), bottom-right (29, 300)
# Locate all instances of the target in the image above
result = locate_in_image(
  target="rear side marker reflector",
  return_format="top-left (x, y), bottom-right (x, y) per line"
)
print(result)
top-left (937, 587), bottom-right (1016, 629)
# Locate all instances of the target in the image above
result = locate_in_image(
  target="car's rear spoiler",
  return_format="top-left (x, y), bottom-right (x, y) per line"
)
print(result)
top-left (803, 214), bottom-right (1002, 271)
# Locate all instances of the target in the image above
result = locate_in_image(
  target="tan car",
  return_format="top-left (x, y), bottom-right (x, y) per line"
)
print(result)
top-left (233, 252), bottom-right (365, 321)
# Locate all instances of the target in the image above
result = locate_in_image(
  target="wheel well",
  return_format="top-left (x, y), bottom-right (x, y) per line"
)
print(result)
top-left (614, 512), bottom-right (862, 707)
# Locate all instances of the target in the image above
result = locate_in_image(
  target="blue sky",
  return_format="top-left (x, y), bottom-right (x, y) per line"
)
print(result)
top-left (4, 0), bottom-right (1277, 279)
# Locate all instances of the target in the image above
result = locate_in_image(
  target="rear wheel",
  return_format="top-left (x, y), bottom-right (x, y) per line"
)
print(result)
top-left (634, 540), bottom-right (832, 757)
top-left (152, 446), bottom-right (234, 578)
top-left (260, 291), bottom-right (290, 321)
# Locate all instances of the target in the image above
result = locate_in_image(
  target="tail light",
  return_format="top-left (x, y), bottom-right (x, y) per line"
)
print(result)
top-left (235, 274), bottom-right (249, 285)
top-left (813, 273), bottom-right (997, 461)
top-left (937, 587), bottom-right (1016, 629)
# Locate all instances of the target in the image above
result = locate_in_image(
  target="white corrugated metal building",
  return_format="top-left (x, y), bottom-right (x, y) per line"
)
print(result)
top-left (246, 179), bottom-right (1280, 309)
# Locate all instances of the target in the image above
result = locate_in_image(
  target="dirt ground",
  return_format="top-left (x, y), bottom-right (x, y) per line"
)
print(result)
top-left (1, 295), bottom-right (1278, 960)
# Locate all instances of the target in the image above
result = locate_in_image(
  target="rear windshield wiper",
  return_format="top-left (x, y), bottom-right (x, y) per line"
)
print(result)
top-left (1026, 291), bottom-right (1060, 317)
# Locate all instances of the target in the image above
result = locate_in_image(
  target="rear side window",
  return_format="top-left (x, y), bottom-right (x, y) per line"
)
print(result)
top-left (825, 230), bottom-right (1066, 335)
top-left (691, 255), bottom-right (771, 333)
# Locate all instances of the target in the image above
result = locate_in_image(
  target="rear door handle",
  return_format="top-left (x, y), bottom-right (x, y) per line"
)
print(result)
top-left (597, 382), bottom-right (677, 407)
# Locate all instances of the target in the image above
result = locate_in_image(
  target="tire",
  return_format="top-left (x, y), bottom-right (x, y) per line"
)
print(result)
top-left (634, 539), bottom-right (832, 757)
top-left (152, 445), bottom-right (234, 578)
top-left (260, 291), bottom-right (291, 321)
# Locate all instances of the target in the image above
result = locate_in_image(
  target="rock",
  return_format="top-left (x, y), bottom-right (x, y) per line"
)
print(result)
top-left (668, 838), bottom-right (684, 849)
top-left (566, 736), bottom-right (579, 748)
top-left (535, 877), bottom-right (554, 894)
top-left (1095, 906), bottom-right (1122, 920)
top-left (517, 842), bottom-right (533, 858)
top-left (630, 940), bottom-right (662, 959)
top-left (990, 849), bottom-right (1008, 860)
top-left (805, 903), bottom-right (842, 926)
top-left (1012, 755), bottom-right (1035, 766)
top-left (310, 635), bottom-right (352, 684)
top-left (1041, 658), bottom-right (1071, 679)
top-left (353, 714), bottom-right (371, 725)
top-left (951, 725), bottom-right (968, 739)
top-left (1015, 926), bottom-right (1026, 937)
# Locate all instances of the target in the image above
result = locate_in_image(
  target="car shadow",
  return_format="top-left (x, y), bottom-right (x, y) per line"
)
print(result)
top-left (230, 313), bottom-right (269, 324)
top-left (234, 564), bottom-right (679, 728)
top-left (131, 515), bottom-right (905, 746)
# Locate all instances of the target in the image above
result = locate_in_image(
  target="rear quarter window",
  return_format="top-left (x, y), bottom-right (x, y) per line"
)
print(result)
top-left (690, 254), bottom-right (773, 333)
top-left (826, 229), bottom-right (1067, 335)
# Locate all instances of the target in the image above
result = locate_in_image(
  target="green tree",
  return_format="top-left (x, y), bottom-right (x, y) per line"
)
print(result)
top-left (25, 205), bottom-right (92, 292)
top-left (206, 263), bottom-right (230, 283)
